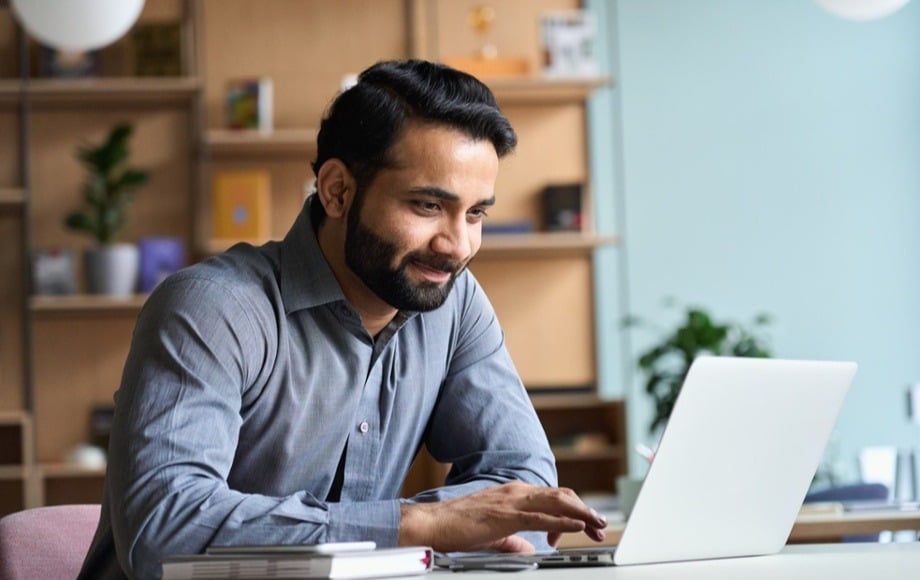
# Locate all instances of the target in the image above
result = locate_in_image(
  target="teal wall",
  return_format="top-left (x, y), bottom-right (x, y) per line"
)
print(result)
top-left (591, 0), bottom-right (920, 478)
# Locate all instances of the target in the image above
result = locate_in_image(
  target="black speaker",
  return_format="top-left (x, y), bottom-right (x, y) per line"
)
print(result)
top-left (541, 183), bottom-right (583, 231)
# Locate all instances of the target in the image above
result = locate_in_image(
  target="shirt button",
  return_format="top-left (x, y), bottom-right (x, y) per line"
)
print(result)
top-left (358, 421), bottom-right (369, 434)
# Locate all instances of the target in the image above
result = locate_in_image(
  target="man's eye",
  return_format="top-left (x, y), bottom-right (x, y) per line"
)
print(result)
top-left (413, 201), bottom-right (441, 213)
top-left (468, 208), bottom-right (489, 222)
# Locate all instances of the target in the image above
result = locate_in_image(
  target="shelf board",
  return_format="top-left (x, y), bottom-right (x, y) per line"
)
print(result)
top-left (487, 75), bottom-right (614, 104)
top-left (551, 445), bottom-right (625, 462)
top-left (0, 187), bottom-right (26, 207)
top-left (0, 466), bottom-right (28, 480)
top-left (204, 233), bottom-right (617, 258)
top-left (477, 232), bottom-right (619, 258)
top-left (531, 393), bottom-right (613, 410)
top-left (30, 294), bottom-right (148, 313)
top-left (36, 463), bottom-right (106, 478)
top-left (0, 77), bottom-right (200, 105)
top-left (0, 410), bottom-right (30, 426)
top-left (204, 128), bottom-right (318, 155)
top-left (205, 237), bottom-right (270, 255)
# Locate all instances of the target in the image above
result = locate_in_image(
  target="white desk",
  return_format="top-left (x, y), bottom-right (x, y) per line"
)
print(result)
top-left (429, 543), bottom-right (917, 580)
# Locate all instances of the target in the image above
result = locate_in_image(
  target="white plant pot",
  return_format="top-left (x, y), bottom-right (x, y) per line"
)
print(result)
top-left (84, 243), bottom-right (139, 296)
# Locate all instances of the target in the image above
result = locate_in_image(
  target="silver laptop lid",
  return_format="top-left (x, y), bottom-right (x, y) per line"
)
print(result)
top-left (615, 357), bottom-right (856, 565)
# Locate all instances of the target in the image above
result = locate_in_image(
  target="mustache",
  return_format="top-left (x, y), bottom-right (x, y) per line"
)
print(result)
top-left (403, 251), bottom-right (468, 275)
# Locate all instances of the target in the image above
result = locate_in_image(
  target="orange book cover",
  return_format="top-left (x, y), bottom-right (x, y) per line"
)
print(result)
top-left (211, 170), bottom-right (271, 241)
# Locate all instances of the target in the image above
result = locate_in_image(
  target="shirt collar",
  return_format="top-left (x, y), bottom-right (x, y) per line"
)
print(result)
top-left (280, 196), bottom-right (347, 314)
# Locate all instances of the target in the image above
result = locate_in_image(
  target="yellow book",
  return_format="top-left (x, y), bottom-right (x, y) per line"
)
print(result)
top-left (211, 170), bottom-right (271, 241)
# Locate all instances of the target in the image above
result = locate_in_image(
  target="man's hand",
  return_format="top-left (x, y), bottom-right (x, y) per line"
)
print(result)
top-left (398, 482), bottom-right (607, 553)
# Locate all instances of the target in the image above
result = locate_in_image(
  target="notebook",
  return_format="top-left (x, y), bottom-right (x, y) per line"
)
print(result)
top-left (439, 356), bottom-right (857, 568)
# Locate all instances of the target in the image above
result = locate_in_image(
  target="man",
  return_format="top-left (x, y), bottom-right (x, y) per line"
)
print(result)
top-left (80, 59), bottom-right (606, 579)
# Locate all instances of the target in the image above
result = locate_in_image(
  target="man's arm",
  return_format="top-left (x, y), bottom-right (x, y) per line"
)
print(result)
top-left (398, 273), bottom-right (607, 552)
top-left (106, 275), bottom-right (400, 578)
top-left (399, 482), bottom-right (607, 552)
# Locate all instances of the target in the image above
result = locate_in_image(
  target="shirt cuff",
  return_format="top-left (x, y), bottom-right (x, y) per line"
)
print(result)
top-left (326, 500), bottom-right (401, 547)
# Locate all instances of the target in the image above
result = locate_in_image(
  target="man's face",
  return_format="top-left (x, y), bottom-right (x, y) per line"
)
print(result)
top-left (343, 123), bottom-right (499, 312)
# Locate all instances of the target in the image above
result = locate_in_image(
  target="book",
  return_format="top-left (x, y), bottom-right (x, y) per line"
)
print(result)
top-left (211, 170), bottom-right (271, 242)
top-left (540, 10), bottom-right (599, 77)
top-left (161, 545), bottom-right (433, 580)
top-left (226, 77), bottom-right (274, 132)
top-left (138, 236), bottom-right (186, 293)
top-left (130, 21), bottom-right (184, 77)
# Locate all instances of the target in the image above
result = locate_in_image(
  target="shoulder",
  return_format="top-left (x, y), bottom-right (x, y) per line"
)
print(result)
top-left (143, 243), bottom-right (282, 335)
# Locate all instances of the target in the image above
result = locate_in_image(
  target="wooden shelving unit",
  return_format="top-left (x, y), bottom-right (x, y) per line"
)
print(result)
top-left (2, 0), bottom-right (628, 506)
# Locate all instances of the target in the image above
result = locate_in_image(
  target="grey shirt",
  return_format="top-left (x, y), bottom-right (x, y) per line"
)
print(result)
top-left (80, 200), bottom-right (557, 579)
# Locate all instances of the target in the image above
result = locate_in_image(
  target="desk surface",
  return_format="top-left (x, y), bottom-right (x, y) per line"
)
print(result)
top-left (558, 508), bottom-right (920, 548)
top-left (429, 543), bottom-right (918, 580)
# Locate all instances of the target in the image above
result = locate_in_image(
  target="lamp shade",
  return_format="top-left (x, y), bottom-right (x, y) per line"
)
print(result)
top-left (11, 0), bottom-right (146, 52)
top-left (814, 0), bottom-right (910, 20)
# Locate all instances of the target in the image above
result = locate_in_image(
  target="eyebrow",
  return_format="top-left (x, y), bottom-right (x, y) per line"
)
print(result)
top-left (408, 187), bottom-right (496, 207)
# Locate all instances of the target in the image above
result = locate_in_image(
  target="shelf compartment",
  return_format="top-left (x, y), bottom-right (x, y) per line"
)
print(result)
top-left (487, 75), bottom-right (614, 104)
top-left (0, 77), bottom-right (201, 105)
top-left (35, 463), bottom-right (106, 506)
top-left (30, 294), bottom-right (148, 314)
top-left (204, 128), bottom-right (318, 155)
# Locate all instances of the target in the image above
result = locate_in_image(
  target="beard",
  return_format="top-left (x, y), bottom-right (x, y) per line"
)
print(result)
top-left (344, 200), bottom-right (468, 312)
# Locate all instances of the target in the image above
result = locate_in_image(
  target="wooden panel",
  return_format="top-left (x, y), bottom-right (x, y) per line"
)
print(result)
top-left (202, 0), bottom-right (407, 131)
top-left (0, 8), bottom-right (18, 79)
top-left (470, 256), bottom-right (594, 387)
top-left (0, 110), bottom-right (19, 191)
top-left (0, 215), bottom-right (24, 411)
top-left (429, 0), bottom-right (580, 69)
top-left (32, 315), bottom-right (137, 462)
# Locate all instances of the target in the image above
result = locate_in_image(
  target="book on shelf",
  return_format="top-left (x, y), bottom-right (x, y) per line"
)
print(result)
top-left (130, 21), bottom-right (184, 77)
top-left (211, 170), bottom-right (271, 242)
top-left (161, 544), bottom-right (433, 580)
top-left (226, 77), bottom-right (274, 132)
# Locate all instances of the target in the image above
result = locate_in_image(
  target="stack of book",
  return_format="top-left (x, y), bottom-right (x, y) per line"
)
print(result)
top-left (161, 542), bottom-right (433, 580)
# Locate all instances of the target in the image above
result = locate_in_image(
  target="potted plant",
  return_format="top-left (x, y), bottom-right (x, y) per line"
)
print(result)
top-left (64, 123), bottom-right (149, 296)
top-left (625, 300), bottom-right (773, 434)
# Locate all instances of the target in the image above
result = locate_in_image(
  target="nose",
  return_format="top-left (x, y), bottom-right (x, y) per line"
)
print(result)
top-left (431, 215), bottom-right (476, 262)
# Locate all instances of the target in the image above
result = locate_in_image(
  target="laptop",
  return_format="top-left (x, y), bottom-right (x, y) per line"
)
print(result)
top-left (440, 356), bottom-right (857, 568)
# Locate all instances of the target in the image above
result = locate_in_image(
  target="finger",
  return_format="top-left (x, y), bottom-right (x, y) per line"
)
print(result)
top-left (546, 531), bottom-right (561, 547)
top-left (519, 488), bottom-right (607, 530)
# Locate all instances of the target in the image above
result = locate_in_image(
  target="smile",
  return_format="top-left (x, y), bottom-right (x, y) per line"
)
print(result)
top-left (410, 260), bottom-right (453, 284)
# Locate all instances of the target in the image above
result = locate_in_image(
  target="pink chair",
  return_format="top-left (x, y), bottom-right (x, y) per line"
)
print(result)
top-left (0, 504), bottom-right (101, 580)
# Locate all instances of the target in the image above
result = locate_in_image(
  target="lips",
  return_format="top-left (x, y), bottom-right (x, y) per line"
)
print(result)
top-left (411, 259), bottom-right (454, 283)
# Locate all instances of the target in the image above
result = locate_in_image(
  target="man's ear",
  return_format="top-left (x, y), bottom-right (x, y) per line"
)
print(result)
top-left (316, 159), bottom-right (356, 219)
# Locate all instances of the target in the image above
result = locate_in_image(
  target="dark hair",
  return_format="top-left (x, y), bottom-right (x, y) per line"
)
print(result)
top-left (312, 59), bottom-right (517, 192)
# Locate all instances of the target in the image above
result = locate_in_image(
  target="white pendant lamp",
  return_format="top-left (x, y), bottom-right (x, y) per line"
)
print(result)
top-left (11, 0), bottom-right (146, 52)
top-left (814, 0), bottom-right (910, 20)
